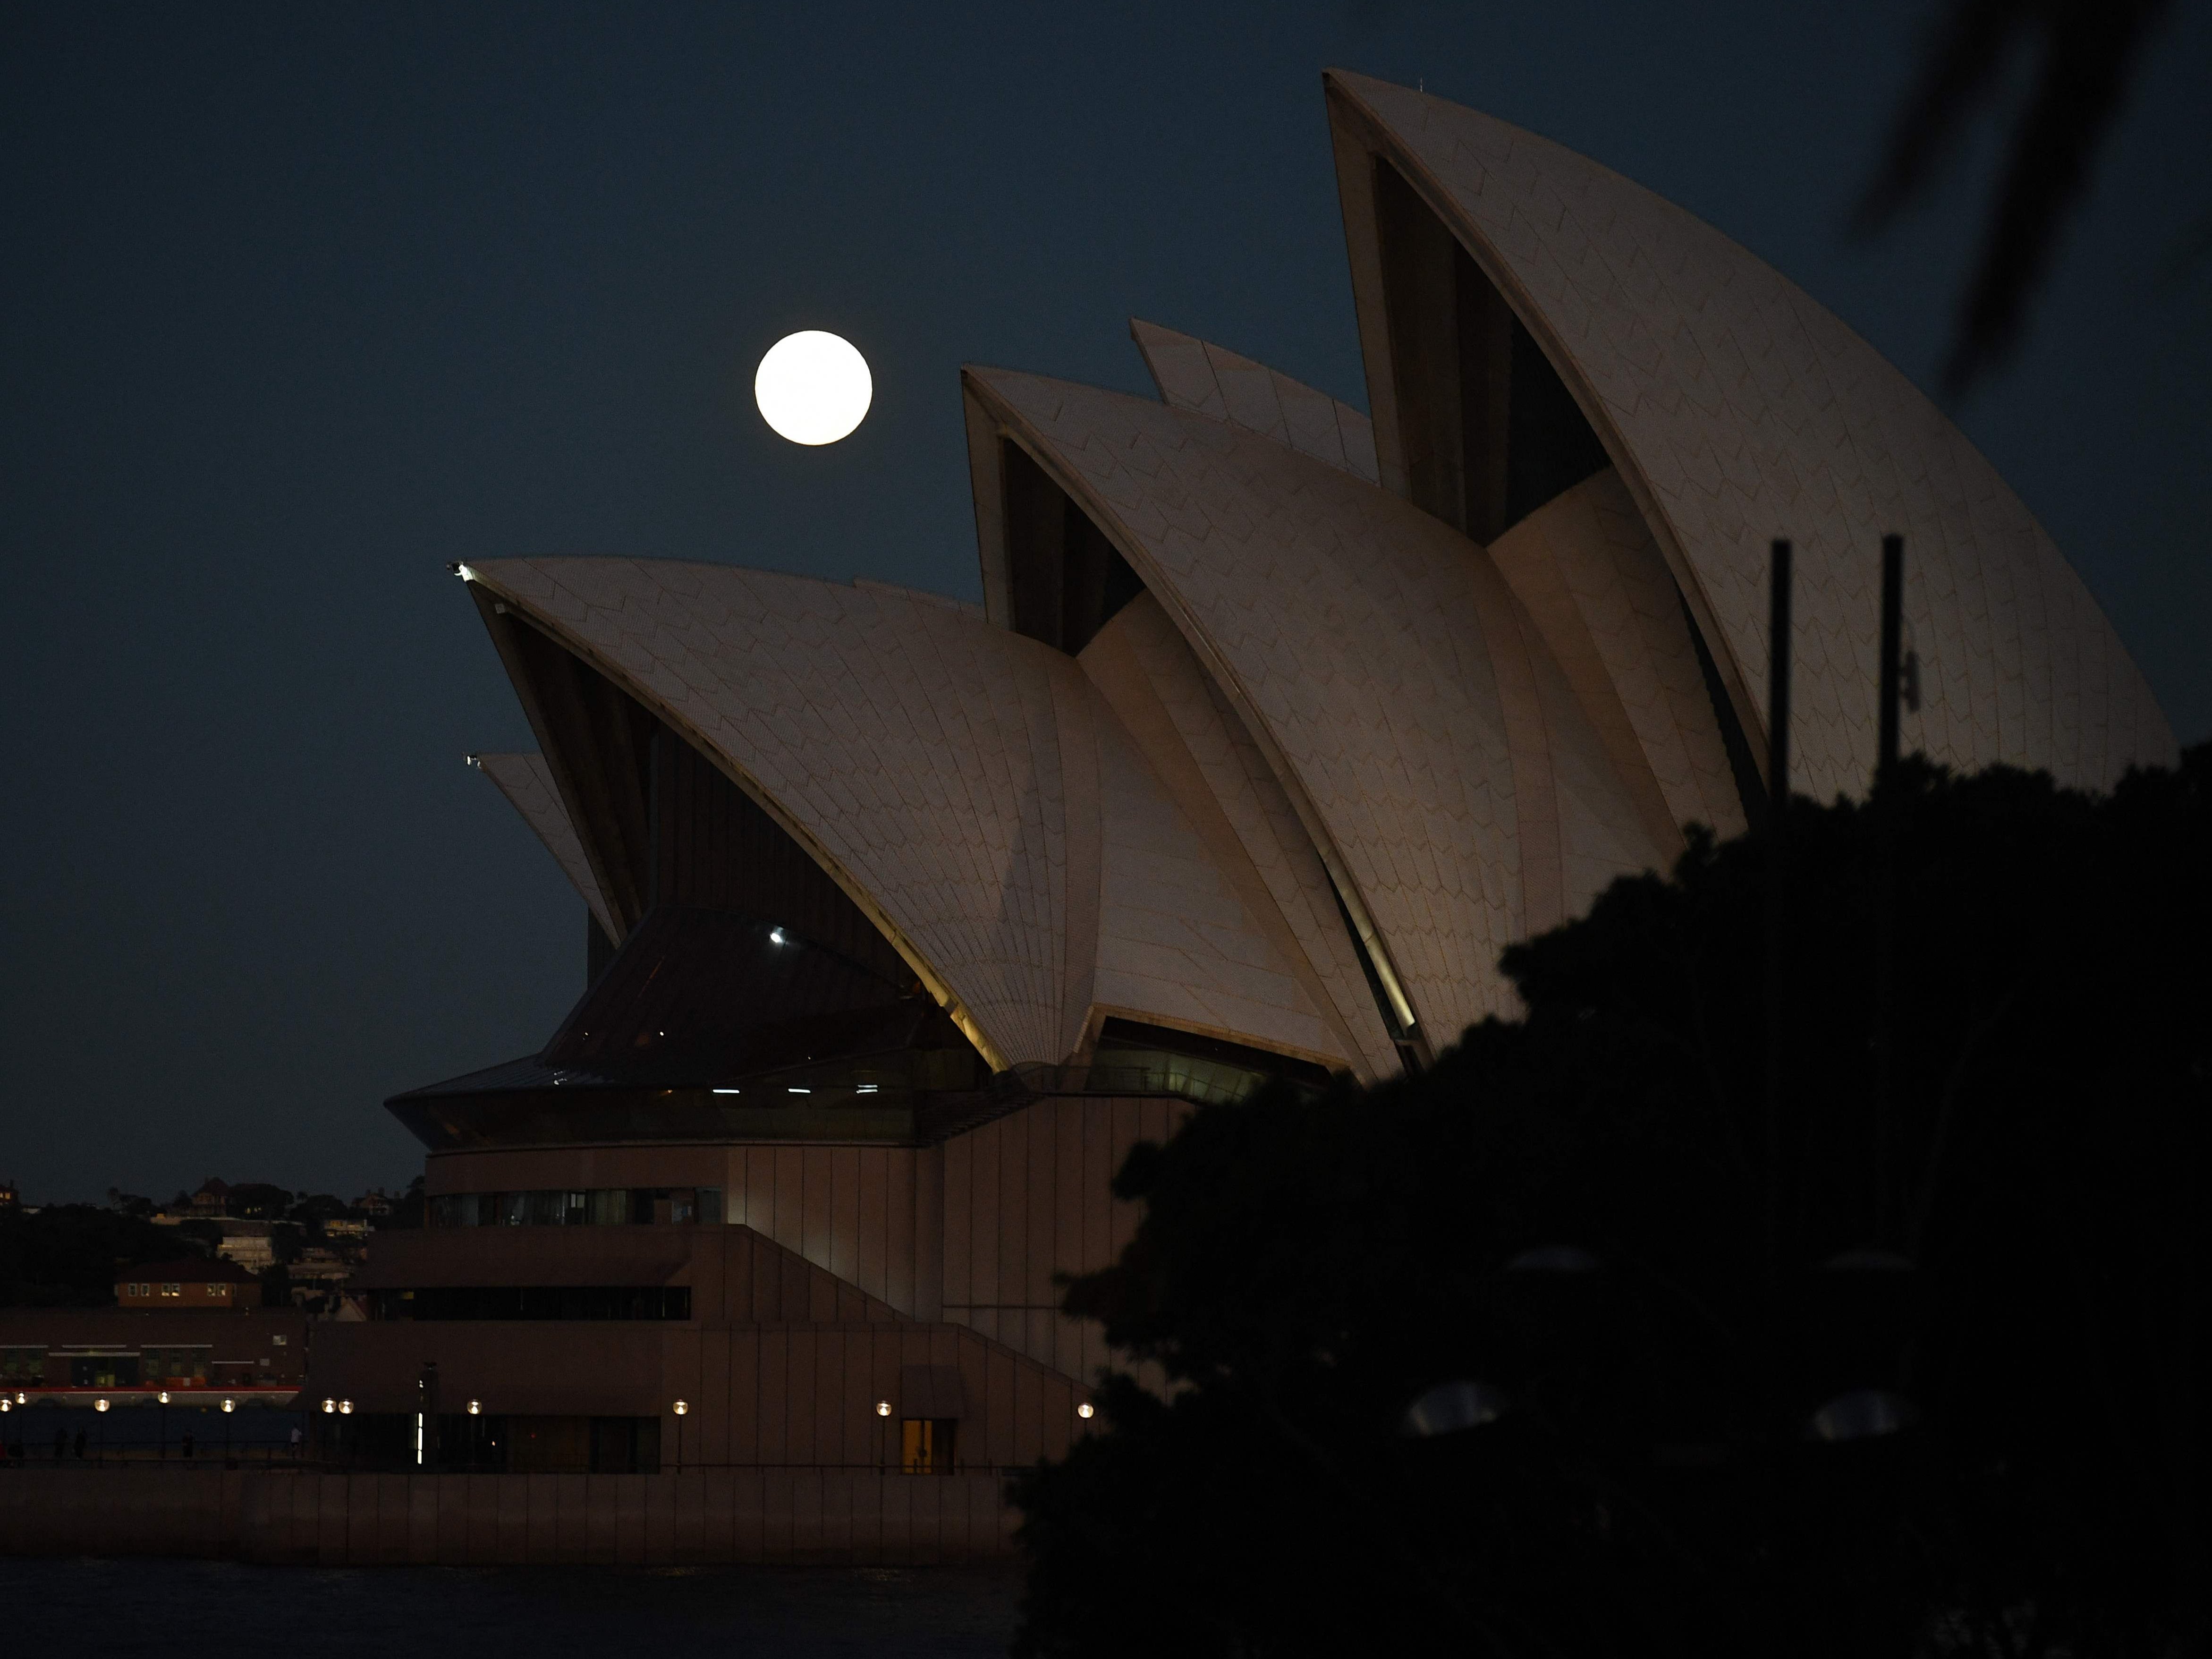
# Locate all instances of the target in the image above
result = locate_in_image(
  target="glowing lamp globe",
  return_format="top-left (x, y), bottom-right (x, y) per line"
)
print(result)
top-left (754, 331), bottom-right (872, 445)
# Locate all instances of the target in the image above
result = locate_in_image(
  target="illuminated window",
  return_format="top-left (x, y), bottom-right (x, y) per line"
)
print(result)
top-left (899, 1418), bottom-right (957, 1476)
top-left (161, 1284), bottom-right (181, 1297)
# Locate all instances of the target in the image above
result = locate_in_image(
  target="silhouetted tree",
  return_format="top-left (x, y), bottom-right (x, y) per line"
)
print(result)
top-left (1013, 749), bottom-right (2210, 1658)
top-left (1857, 0), bottom-right (2183, 395)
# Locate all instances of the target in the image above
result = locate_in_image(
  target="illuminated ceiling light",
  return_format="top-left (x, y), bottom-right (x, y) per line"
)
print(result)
top-left (672, 1400), bottom-right (689, 1416)
top-left (712, 1088), bottom-right (741, 1095)
top-left (787, 1087), bottom-right (811, 1095)
top-left (467, 1400), bottom-right (481, 1416)
top-left (855, 1084), bottom-right (878, 1094)
top-left (875, 1401), bottom-right (892, 1418)
top-left (1076, 1402), bottom-right (1095, 1420)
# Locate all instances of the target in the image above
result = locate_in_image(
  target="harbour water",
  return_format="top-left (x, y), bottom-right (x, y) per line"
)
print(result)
top-left (0, 1556), bottom-right (1023, 1655)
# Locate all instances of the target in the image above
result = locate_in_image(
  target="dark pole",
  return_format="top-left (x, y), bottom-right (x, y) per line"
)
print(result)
top-left (1764, 539), bottom-right (1792, 1284)
top-left (1874, 534), bottom-right (1904, 1245)
top-left (1878, 535), bottom-right (1903, 776)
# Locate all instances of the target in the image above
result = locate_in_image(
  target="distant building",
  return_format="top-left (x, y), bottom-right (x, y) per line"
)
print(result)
top-left (115, 1257), bottom-right (260, 1312)
top-left (212, 1221), bottom-right (275, 1271)
top-left (187, 1179), bottom-right (231, 1217)
top-left (0, 1179), bottom-right (16, 1210)
top-left (351, 1191), bottom-right (395, 1218)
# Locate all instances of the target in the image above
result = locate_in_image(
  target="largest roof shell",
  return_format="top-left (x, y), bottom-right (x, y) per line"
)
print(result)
top-left (1324, 70), bottom-right (2176, 800)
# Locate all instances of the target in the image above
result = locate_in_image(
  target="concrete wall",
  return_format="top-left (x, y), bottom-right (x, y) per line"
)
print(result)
top-left (0, 1468), bottom-right (1018, 1565)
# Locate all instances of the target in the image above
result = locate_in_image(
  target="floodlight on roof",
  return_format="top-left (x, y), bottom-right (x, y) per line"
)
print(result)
top-left (769, 927), bottom-right (786, 945)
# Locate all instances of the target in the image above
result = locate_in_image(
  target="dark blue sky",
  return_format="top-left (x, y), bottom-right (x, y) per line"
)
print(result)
top-left (5, 3), bottom-right (2206, 1203)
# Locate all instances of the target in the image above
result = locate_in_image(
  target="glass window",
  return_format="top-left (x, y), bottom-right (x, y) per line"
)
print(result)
top-left (697, 1187), bottom-right (724, 1225)
top-left (900, 1418), bottom-right (958, 1475)
top-left (161, 1284), bottom-right (180, 1297)
top-left (474, 1193), bottom-right (498, 1226)
top-left (589, 1189), bottom-right (628, 1226)
top-left (0, 1347), bottom-right (44, 1384)
top-left (502, 1192), bottom-right (529, 1226)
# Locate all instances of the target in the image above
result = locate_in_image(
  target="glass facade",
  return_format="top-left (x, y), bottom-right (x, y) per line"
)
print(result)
top-left (428, 1186), bottom-right (723, 1229)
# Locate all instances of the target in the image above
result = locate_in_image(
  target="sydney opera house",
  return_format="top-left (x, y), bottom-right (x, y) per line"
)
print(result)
top-left (308, 72), bottom-right (2173, 1549)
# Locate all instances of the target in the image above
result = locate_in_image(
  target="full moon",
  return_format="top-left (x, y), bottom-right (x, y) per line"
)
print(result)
top-left (754, 331), bottom-right (872, 446)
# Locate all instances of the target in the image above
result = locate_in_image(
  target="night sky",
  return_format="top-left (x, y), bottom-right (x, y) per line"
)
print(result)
top-left (5, 3), bottom-right (2207, 1204)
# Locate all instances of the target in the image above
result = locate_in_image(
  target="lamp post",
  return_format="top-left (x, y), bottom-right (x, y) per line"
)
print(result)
top-left (671, 1399), bottom-right (688, 1473)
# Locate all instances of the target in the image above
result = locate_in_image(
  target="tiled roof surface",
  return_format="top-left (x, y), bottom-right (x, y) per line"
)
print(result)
top-left (1327, 70), bottom-right (2175, 800)
top-left (1129, 319), bottom-right (1381, 485)
top-left (970, 366), bottom-right (1573, 1038)
top-left (463, 561), bottom-right (1343, 1070)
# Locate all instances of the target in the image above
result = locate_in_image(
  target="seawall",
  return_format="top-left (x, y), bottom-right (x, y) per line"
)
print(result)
top-left (0, 1468), bottom-right (1019, 1565)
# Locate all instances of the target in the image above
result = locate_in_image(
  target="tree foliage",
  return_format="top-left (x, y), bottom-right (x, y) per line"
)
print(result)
top-left (1012, 750), bottom-right (2210, 1658)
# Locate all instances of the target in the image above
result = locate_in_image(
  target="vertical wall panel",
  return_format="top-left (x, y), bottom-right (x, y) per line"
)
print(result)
top-left (941, 1134), bottom-right (971, 1318)
top-left (757, 1330), bottom-right (788, 1466)
top-left (787, 1331), bottom-right (817, 1466)
top-left (996, 1114), bottom-right (1027, 1344)
top-left (1055, 1102), bottom-right (1085, 1379)
top-left (745, 1151), bottom-right (778, 1243)
top-left (772, 1149), bottom-right (805, 1258)
top-left (829, 1149), bottom-right (861, 1285)
top-left (916, 1144), bottom-right (943, 1321)
top-left (729, 1328), bottom-right (760, 1466)
top-left (802, 1152), bottom-right (832, 1271)
top-left (857, 1151), bottom-right (889, 1303)
top-left (969, 1122), bottom-right (1001, 1319)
